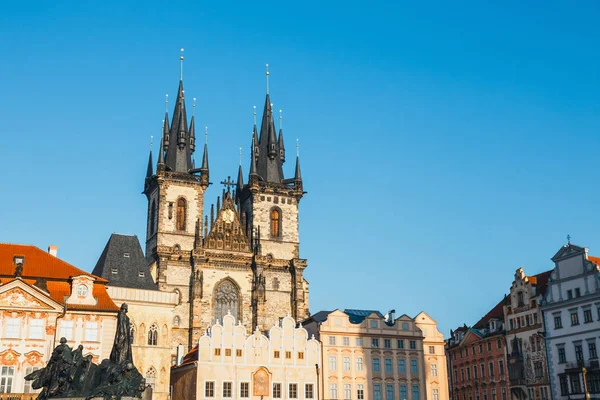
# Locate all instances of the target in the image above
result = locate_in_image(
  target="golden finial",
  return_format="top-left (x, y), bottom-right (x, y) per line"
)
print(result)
top-left (265, 63), bottom-right (270, 94)
top-left (150, 135), bottom-right (153, 150)
top-left (165, 94), bottom-right (169, 112)
top-left (239, 147), bottom-right (242, 166)
top-left (205, 126), bottom-right (208, 144)
top-left (253, 105), bottom-right (257, 125)
top-left (279, 109), bottom-right (283, 131)
top-left (296, 138), bottom-right (299, 157)
top-left (193, 97), bottom-right (196, 117)
top-left (180, 48), bottom-right (184, 80)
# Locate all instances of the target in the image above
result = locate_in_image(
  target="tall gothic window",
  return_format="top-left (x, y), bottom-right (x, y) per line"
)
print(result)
top-left (176, 198), bottom-right (187, 231)
top-left (270, 208), bottom-right (281, 237)
top-left (150, 200), bottom-right (156, 234)
top-left (148, 324), bottom-right (158, 346)
top-left (145, 367), bottom-right (156, 390)
top-left (214, 280), bottom-right (240, 324)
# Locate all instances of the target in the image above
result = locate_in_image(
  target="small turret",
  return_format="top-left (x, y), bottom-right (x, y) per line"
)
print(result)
top-left (162, 112), bottom-right (170, 150)
top-left (278, 110), bottom-right (285, 163)
top-left (189, 115), bottom-right (196, 153)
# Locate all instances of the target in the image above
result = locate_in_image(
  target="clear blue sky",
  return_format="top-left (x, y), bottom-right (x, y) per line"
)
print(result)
top-left (2, 0), bottom-right (599, 335)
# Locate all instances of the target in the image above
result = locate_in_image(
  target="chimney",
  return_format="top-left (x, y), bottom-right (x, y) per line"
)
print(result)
top-left (48, 245), bottom-right (58, 257)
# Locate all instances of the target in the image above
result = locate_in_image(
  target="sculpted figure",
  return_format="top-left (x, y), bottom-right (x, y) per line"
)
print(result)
top-left (110, 303), bottom-right (133, 364)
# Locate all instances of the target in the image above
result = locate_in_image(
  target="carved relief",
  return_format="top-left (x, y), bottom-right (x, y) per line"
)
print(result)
top-left (252, 367), bottom-right (270, 396)
top-left (0, 288), bottom-right (45, 308)
top-left (24, 351), bottom-right (43, 366)
top-left (0, 349), bottom-right (20, 366)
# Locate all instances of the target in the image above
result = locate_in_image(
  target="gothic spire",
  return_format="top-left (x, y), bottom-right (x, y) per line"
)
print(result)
top-left (278, 109), bottom-right (285, 164)
top-left (294, 154), bottom-right (302, 182)
top-left (237, 164), bottom-right (244, 191)
top-left (164, 79), bottom-right (192, 173)
top-left (158, 137), bottom-right (165, 164)
top-left (189, 115), bottom-right (196, 153)
top-left (162, 112), bottom-right (170, 151)
top-left (256, 93), bottom-right (284, 183)
top-left (145, 148), bottom-right (153, 180)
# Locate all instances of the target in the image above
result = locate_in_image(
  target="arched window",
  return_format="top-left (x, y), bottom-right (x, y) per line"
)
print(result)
top-left (270, 208), bottom-right (281, 237)
top-left (273, 278), bottom-right (279, 291)
top-left (148, 324), bottom-right (158, 346)
top-left (173, 316), bottom-right (180, 327)
top-left (146, 367), bottom-right (156, 389)
top-left (130, 324), bottom-right (136, 345)
top-left (150, 200), bottom-right (156, 234)
top-left (176, 198), bottom-right (187, 231)
top-left (214, 279), bottom-right (240, 324)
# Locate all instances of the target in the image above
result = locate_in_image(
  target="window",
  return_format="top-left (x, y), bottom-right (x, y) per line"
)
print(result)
top-left (274, 350), bottom-right (280, 358)
top-left (554, 315), bottom-right (563, 329)
top-left (429, 345), bottom-right (435, 354)
top-left (467, 367), bottom-right (471, 380)
top-left (411, 359), bottom-right (418, 373)
top-left (533, 313), bottom-right (538, 324)
top-left (398, 359), bottom-right (406, 373)
top-left (589, 341), bottom-right (598, 359)
top-left (176, 198), bottom-right (187, 231)
top-left (431, 364), bottom-right (438, 376)
top-left (567, 289), bottom-right (573, 299)
top-left (298, 351), bottom-right (304, 360)
top-left (123, 252), bottom-right (130, 258)
top-left (412, 385), bottom-right (420, 400)
top-left (487, 341), bottom-right (492, 351)
top-left (356, 337), bottom-right (363, 346)
top-left (0, 366), bottom-right (14, 394)
top-left (489, 362), bottom-right (494, 377)
top-left (373, 358), bottom-right (381, 372)
top-left (492, 389), bottom-right (497, 400)
top-left (273, 383), bottom-right (282, 398)
top-left (214, 280), bottom-right (240, 326)
top-left (215, 348), bottom-right (221, 356)
top-left (385, 358), bottom-right (393, 373)
top-left (77, 284), bottom-right (88, 297)
top-left (558, 346), bottom-right (566, 363)
top-left (4, 318), bottom-right (19, 339)
top-left (225, 348), bottom-right (232, 356)
top-left (497, 339), bottom-right (502, 349)
top-left (145, 368), bottom-right (156, 390)
top-left (239, 382), bottom-right (249, 398)
top-left (343, 336), bottom-right (350, 346)
top-left (371, 320), bottom-right (379, 328)
top-left (372, 338), bottom-right (380, 348)
top-left (222, 381), bottom-right (232, 398)
top-left (398, 339), bottom-right (404, 349)
top-left (138, 271), bottom-right (145, 277)
top-left (479, 343), bottom-right (483, 353)
top-left (269, 208), bottom-right (282, 237)
top-left (499, 360), bottom-right (504, 375)
top-left (386, 384), bottom-right (394, 400)
top-left (575, 288), bottom-right (581, 297)
top-left (357, 384), bottom-right (365, 400)
top-left (584, 308), bottom-right (593, 323)
top-left (433, 389), bottom-right (439, 400)
top-left (344, 357), bottom-right (351, 371)
top-left (85, 322), bottom-right (98, 342)
top-left (305, 384), bottom-right (314, 399)
top-left (150, 200), bottom-right (156, 233)
top-left (400, 385), bottom-right (407, 400)
top-left (571, 311), bottom-right (580, 326)
top-left (273, 278), bottom-right (279, 290)
top-left (289, 383), bottom-right (298, 399)
top-left (344, 384), bottom-right (352, 400)
top-left (60, 320), bottom-right (73, 340)
top-left (570, 374), bottom-right (582, 393)
top-left (29, 319), bottom-right (44, 339)
top-left (330, 383), bottom-right (338, 399)
top-left (111, 268), bottom-right (118, 274)
top-left (559, 376), bottom-right (568, 395)
top-left (575, 343), bottom-right (584, 361)
top-left (23, 367), bottom-right (39, 393)
top-left (148, 324), bottom-right (158, 345)
top-left (384, 338), bottom-right (392, 348)
top-left (329, 336), bottom-right (336, 345)
top-left (402, 322), bottom-right (409, 330)
top-left (285, 351), bottom-right (291, 359)
top-left (357, 357), bottom-right (364, 370)
top-left (480, 363), bottom-right (485, 378)
top-left (374, 384), bottom-right (382, 400)
top-left (534, 361), bottom-right (543, 378)
top-left (501, 388), bottom-right (506, 400)
top-left (329, 356), bottom-right (337, 370)
top-left (409, 340), bottom-right (416, 350)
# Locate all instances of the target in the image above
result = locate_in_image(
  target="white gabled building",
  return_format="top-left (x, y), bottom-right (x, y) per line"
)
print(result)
top-left (541, 243), bottom-right (600, 400)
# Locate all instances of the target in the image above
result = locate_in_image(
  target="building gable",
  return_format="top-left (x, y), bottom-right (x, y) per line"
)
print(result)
top-left (0, 279), bottom-right (63, 312)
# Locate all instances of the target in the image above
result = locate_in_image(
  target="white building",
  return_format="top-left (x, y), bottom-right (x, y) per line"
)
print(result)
top-left (541, 243), bottom-right (600, 400)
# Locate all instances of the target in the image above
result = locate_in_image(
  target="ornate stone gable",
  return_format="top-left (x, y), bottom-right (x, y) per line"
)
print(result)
top-left (0, 280), bottom-right (62, 312)
top-left (204, 190), bottom-right (250, 252)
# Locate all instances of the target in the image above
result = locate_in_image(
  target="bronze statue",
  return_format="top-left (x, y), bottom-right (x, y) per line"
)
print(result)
top-left (25, 303), bottom-right (146, 400)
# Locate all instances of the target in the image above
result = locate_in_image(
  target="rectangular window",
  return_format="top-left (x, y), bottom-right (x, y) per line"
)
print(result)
top-left (429, 345), bottom-right (435, 354)
top-left (305, 383), bottom-right (314, 399)
top-left (0, 366), bottom-right (14, 394)
top-left (23, 367), bottom-right (39, 393)
top-left (240, 382), bottom-right (249, 398)
top-left (589, 341), bottom-right (598, 359)
top-left (374, 384), bottom-right (382, 400)
top-left (534, 361), bottom-right (543, 378)
top-left (412, 385), bottom-right (420, 400)
top-left (357, 384), bottom-right (365, 400)
top-left (492, 389), bottom-right (497, 400)
top-left (344, 384), bottom-right (352, 400)
top-left (400, 385), bottom-right (407, 400)
top-left (409, 340), bottom-right (417, 350)
top-left (570, 374), bottom-right (581, 393)
top-left (373, 358), bottom-right (381, 372)
top-left (29, 318), bottom-right (44, 339)
top-left (584, 309), bottom-right (593, 323)
top-left (431, 364), bottom-right (438, 376)
top-left (560, 375), bottom-right (568, 395)
top-left (467, 367), bottom-right (471, 380)
top-left (575, 343), bottom-right (584, 361)
top-left (285, 351), bottom-right (291, 359)
top-left (481, 363), bottom-right (485, 378)
top-left (356, 337), bottom-right (363, 346)
top-left (386, 384), bottom-right (394, 400)
top-left (371, 320), bottom-right (379, 328)
top-left (509, 319), bottom-right (514, 330)
top-left (222, 381), bottom-right (232, 398)
top-left (433, 389), bottom-right (439, 400)
top-left (330, 383), bottom-right (338, 399)
top-left (111, 268), bottom-right (118, 274)
top-left (5, 318), bottom-right (20, 339)
top-left (398, 339), bottom-right (404, 349)
top-left (501, 388), bottom-right (506, 400)
top-left (372, 338), bottom-right (380, 348)
top-left (344, 357), bottom-right (351, 371)
top-left (554, 315), bottom-right (562, 329)
top-left (487, 342), bottom-right (492, 351)
top-left (274, 350), bottom-right (280, 358)
top-left (329, 336), bottom-right (336, 345)
top-left (343, 336), bottom-right (350, 346)
top-left (385, 358), bottom-right (393, 373)
top-left (411, 359), bottom-right (418, 373)
top-left (398, 359), bottom-right (406, 373)
top-left (571, 311), bottom-right (579, 325)
top-left (499, 360), bottom-right (504, 375)
top-left (60, 320), bottom-right (74, 341)
top-left (575, 288), bottom-right (581, 297)
top-left (533, 313), bottom-right (538, 324)
top-left (289, 383), bottom-right (298, 399)
top-left (298, 351), bottom-right (304, 360)
top-left (225, 348), bottom-right (231, 356)
top-left (85, 322), bottom-right (98, 342)
top-left (205, 381), bottom-right (215, 397)
top-left (329, 356), bottom-right (337, 370)
top-left (236, 349), bottom-right (242, 357)
top-left (384, 338), bottom-right (392, 348)
top-left (215, 348), bottom-right (221, 356)
top-left (473, 365), bottom-right (477, 378)
top-left (357, 357), bottom-right (364, 370)
top-left (525, 315), bottom-right (530, 326)
top-left (273, 383), bottom-right (282, 398)
top-left (558, 347), bottom-right (566, 363)
top-left (567, 289), bottom-right (573, 299)
top-left (489, 362), bottom-right (494, 377)
top-left (497, 339), bottom-right (502, 349)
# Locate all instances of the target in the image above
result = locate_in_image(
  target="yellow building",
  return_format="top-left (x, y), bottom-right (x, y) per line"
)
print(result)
top-left (303, 309), bottom-right (449, 400)
top-left (171, 313), bottom-right (321, 400)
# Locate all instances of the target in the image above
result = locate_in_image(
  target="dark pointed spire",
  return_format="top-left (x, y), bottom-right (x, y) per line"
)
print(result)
top-left (256, 87), bottom-right (284, 183)
top-left (204, 215), bottom-right (209, 238)
top-left (294, 155), bottom-right (302, 182)
top-left (189, 115), bottom-right (196, 153)
top-left (158, 137), bottom-right (165, 165)
top-left (198, 125), bottom-right (210, 187)
top-left (146, 141), bottom-right (153, 180)
top-left (278, 109), bottom-right (285, 164)
top-left (210, 204), bottom-right (215, 226)
top-left (216, 196), bottom-right (221, 212)
top-left (162, 112), bottom-right (170, 150)
top-left (237, 164), bottom-right (244, 191)
top-left (165, 79), bottom-right (192, 173)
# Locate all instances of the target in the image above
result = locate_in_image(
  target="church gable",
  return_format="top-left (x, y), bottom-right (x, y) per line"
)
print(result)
top-left (0, 279), bottom-right (62, 312)
top-left (205, 190), bottom-right (250, 252)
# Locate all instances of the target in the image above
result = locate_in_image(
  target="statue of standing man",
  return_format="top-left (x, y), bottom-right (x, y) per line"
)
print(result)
top-left (109, 303), bottom-right (133, 365)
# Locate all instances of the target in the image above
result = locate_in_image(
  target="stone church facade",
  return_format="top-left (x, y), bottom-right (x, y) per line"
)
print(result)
top-left (142, 69), bottom-right (310, 352)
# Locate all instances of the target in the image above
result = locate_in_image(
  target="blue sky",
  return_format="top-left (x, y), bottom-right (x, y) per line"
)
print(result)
top-left (1, 0), bottom-right (599, 335)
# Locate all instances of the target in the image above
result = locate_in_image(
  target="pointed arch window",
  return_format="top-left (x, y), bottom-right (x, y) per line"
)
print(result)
top-left (273, 278), bottom-right (280, 291)
top-left (214, 280), bottom-right (240, 324)
top-left (173, 316), bottom-right (180, 327)
top-left (150, 200), bottom-right (157, 234)
top-left (145, 367), bottom-right (156, 390)
top-left (176, 198), bottom-right (187, 231)
top-left (130, 324), bottom-right (136, 345)
top-left (270, 207), bottom-right (281, 237)
top-left (148, 324), bottom-right (158, 346)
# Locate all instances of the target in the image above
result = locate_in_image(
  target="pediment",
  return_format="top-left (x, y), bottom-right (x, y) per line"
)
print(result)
top-left (551, 243), bottom-right (586, 262)
top-left (205, 191), bottom-right (250, 252)
top-left (0, 279), bottom-right (63, 311)
top-left (414, 311), bottom-right (437, 324)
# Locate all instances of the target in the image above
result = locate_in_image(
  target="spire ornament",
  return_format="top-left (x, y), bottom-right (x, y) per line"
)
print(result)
top-left (192, 97), bottom-right (196, 116)
top-left (180, 48), bottom-right (184, 81)
top-left (265, 63), bottom-right (270, 94)
top-left (165, 94), bottom-right (169, 112)
top-left (253, 105), bottom-right (257, 125)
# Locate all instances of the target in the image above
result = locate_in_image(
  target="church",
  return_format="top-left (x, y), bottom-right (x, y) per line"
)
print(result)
top-left (141, 62), bottom-right (310, 352)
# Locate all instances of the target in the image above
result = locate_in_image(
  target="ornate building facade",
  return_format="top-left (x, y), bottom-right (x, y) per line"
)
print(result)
top-left (142, 66), bottom-right (310, 352)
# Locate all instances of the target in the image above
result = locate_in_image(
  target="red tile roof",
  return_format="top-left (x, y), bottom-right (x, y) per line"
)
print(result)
top-left (473, 297), bottom-right (505, 329)
top-left (588, 255), bottom-right (600, 266)
top-left (528, 270), bottom-right (552, 297)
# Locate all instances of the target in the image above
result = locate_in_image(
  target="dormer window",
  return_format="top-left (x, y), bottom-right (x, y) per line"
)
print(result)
top-left (490, 321), bottom-right (496, 331)
top-left (77, 285), bottom-right (88, 297)
top-left (124, 253), bottom-right (130, 258)
top-left (111, 268), bottom-right (118, 274)
top-left (138, 272), bottom-right (145, 278)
